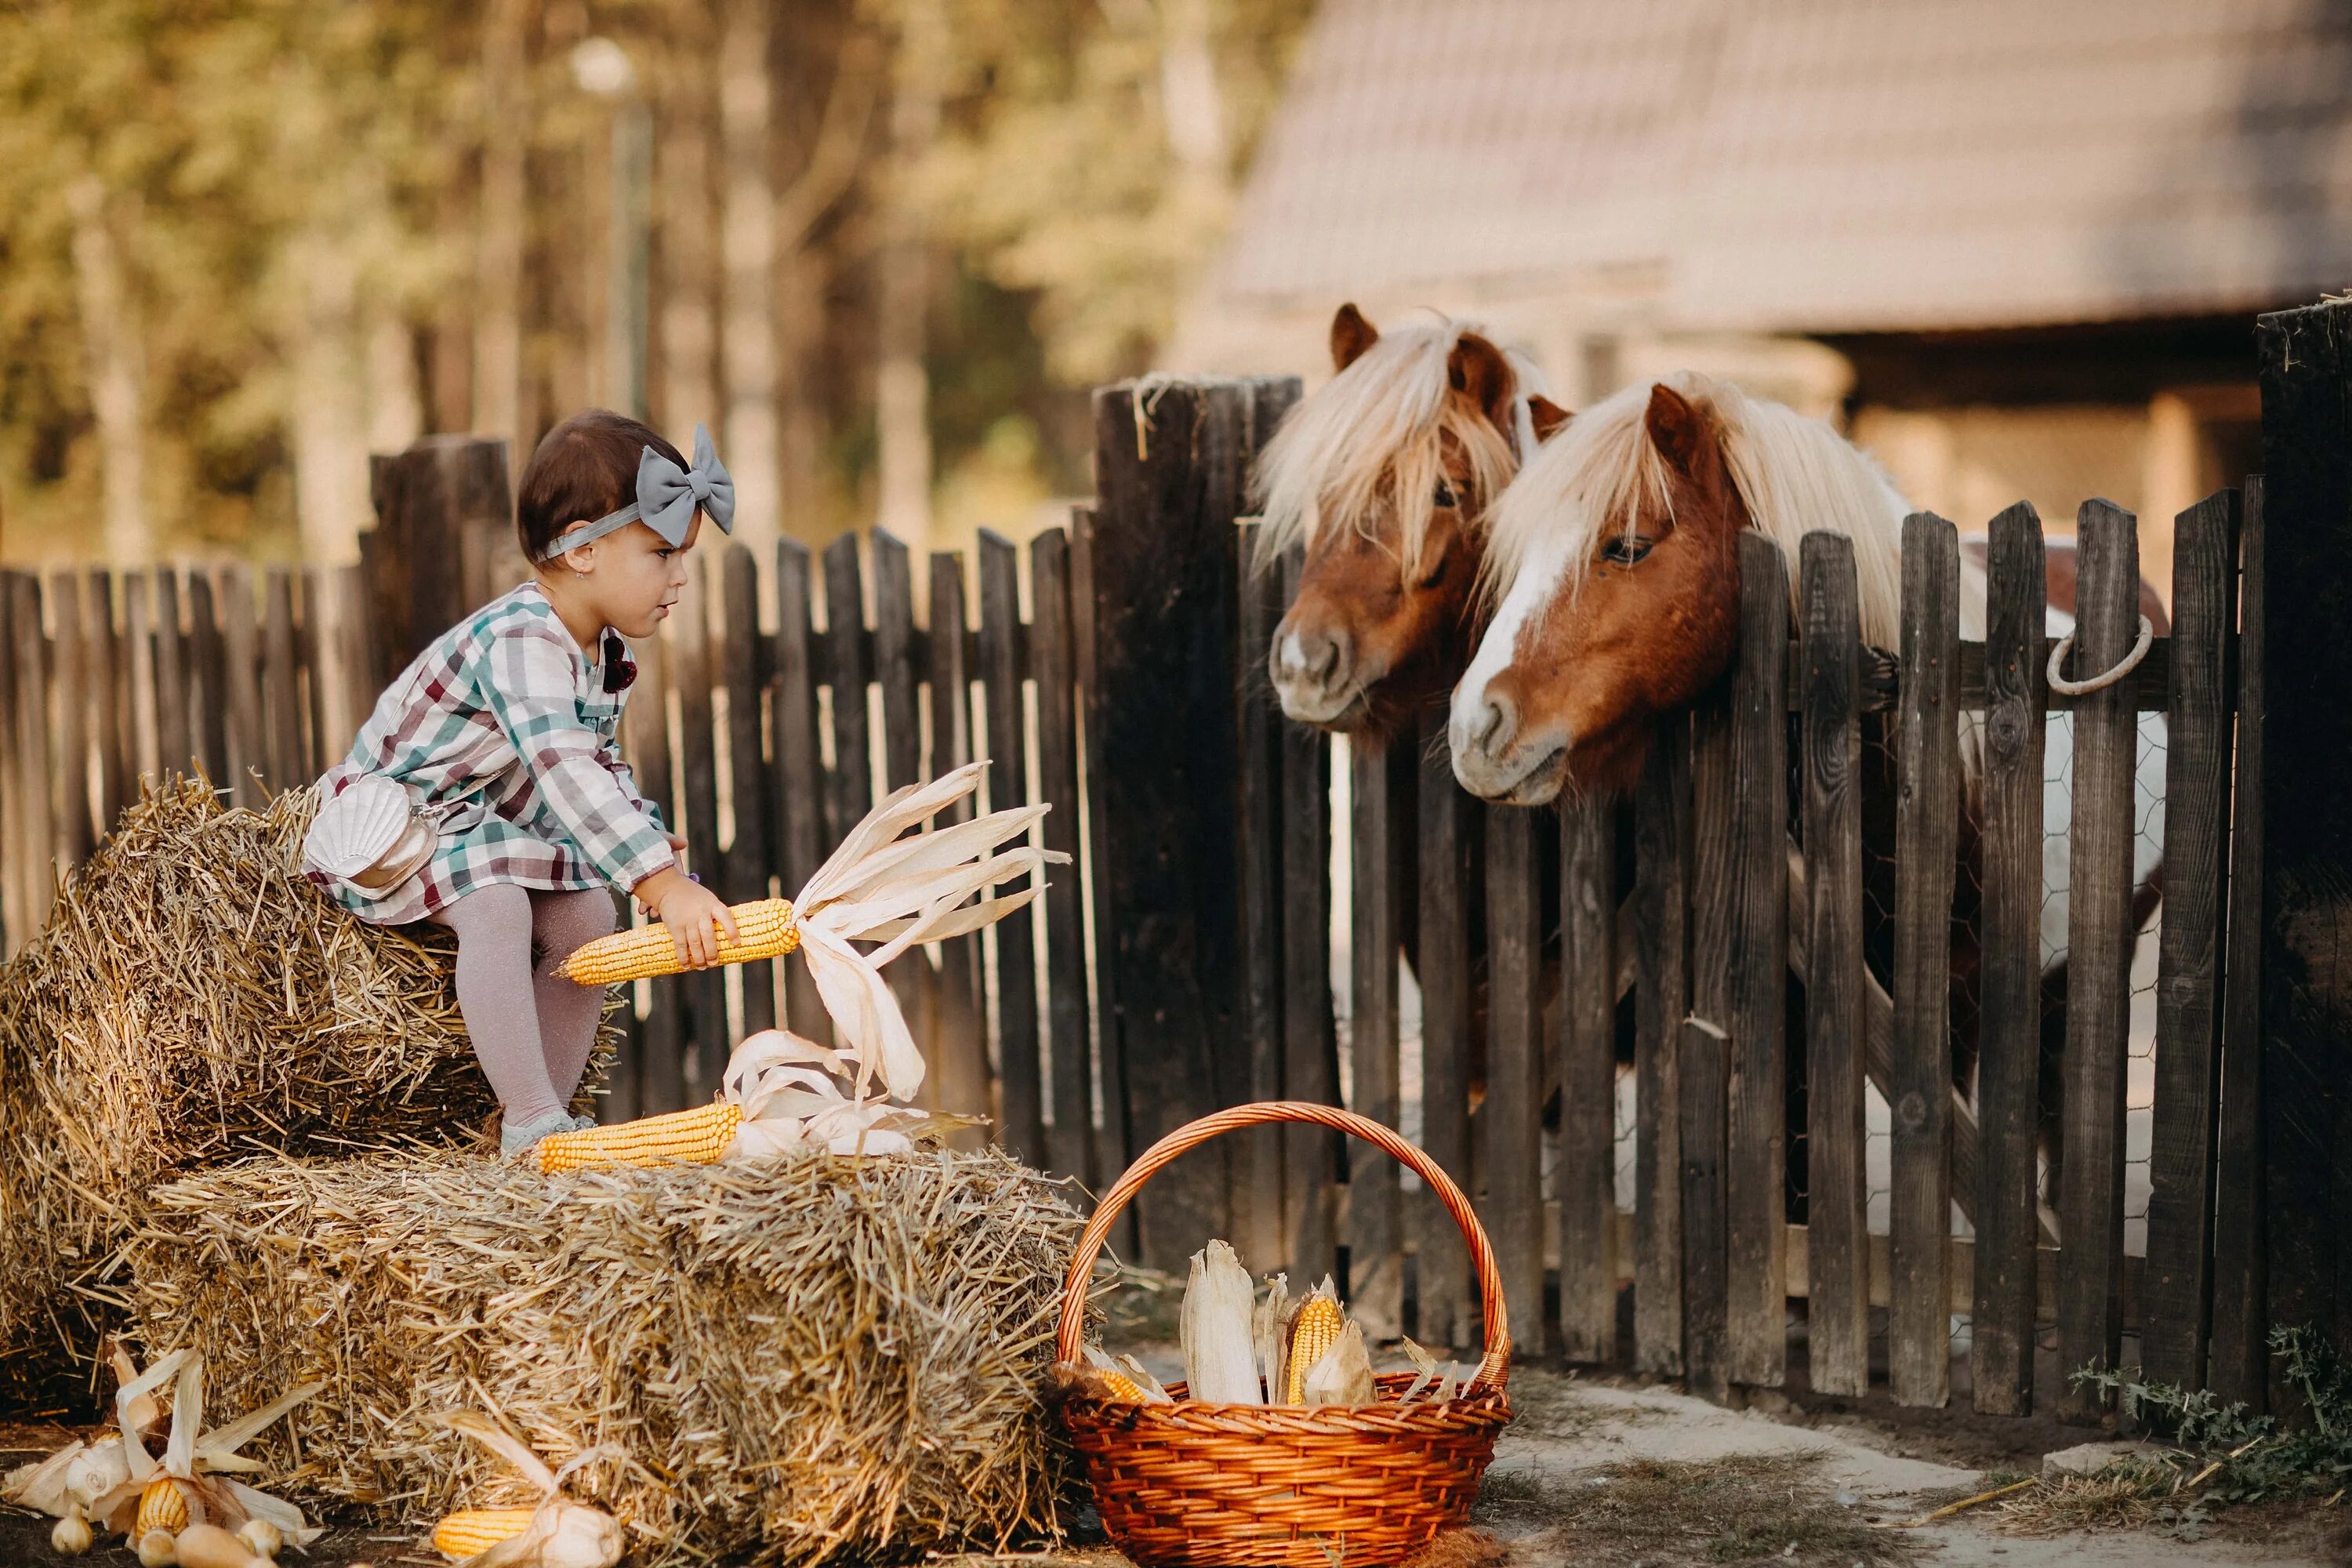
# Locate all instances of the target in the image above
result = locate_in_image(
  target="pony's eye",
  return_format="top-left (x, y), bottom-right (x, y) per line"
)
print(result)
top-left (1601, 535), bottom-right (1654, 567)
top-left (1433, 479), bottom-right (1457, 508)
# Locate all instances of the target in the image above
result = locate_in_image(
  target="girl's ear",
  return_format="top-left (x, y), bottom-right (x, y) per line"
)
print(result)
top-left (557, 537), bottom-right (598, 577)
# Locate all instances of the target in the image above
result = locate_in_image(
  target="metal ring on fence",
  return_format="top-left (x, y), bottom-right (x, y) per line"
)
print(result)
top-left (2046, 615), bottom-right (2154, 697)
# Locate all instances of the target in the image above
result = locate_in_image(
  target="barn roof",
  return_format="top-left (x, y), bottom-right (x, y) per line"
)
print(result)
top-left (1206, 0), bottom-right (2352, 333)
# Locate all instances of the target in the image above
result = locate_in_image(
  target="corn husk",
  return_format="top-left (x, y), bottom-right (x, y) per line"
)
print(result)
top-left (172, 1523), bottom-right (270, 1568)
top-left (1251, 1272), bottom-right (1290, 1396)
top-left (50, 1507), bottom-right (93, 1555)
top-left (1071, 1345), bottom-right (1171, 1405)
top-left (1301, 1321), bottom-right (1376, 1407)
top-left (1114, 1353), bottom-right (1171, 1404)
top-left (431, 1413), bottom-right (624, 1568)
top-left (1178, 1240), bottom-right (1261, 1404)
top-left (73, 1348), bottom-right (323, 1549)
top-left (774, 761), bottom-right (1066, 1103)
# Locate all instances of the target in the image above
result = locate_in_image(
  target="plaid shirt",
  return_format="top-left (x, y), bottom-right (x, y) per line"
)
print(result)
top-left (314, 582), bottom-right (673, 924)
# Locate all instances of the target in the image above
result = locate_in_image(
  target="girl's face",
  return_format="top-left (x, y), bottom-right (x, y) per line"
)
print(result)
top-left (564, 512), bottom-right (701, 639)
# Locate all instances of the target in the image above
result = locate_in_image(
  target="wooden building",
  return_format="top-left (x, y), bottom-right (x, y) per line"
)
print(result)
top-left (1171, 0), bottom-right (2352, 604)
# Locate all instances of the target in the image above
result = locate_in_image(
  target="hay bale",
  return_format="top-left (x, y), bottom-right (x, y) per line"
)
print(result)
top-left (122, 1147), bottom-right (1083, 1567)
top-left (0, 777), bottom-right (511, 1410)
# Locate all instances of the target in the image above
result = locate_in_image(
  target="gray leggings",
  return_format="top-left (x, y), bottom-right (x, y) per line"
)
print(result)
top-left (432, 884), bottom-right (617, 1124)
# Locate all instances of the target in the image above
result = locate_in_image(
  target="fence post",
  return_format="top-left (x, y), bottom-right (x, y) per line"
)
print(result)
top-left (363, 436), bottom-right (514, 676)
top-left (1086, 373), bottom-right (1298, 1271)
top-left (2255, 300), bottom-right (2352, 1390)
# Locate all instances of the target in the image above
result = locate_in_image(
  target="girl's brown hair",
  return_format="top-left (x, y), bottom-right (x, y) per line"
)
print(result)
top-left (515, 409), bottom-right (687, 561)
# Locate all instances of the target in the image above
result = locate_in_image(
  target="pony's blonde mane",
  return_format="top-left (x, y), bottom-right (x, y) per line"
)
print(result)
top-left (1481, 371), bottom-right (1969, 652)
top-left (1254, 317), bottom-right (1543, 577)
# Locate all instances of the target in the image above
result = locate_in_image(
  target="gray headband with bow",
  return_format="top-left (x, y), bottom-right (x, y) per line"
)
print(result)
top-left (535, 423), bottom-right (736, 562)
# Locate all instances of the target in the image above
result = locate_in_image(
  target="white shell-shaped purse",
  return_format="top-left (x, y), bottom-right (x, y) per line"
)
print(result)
top-left (303, 775), bottom-right (436, 900)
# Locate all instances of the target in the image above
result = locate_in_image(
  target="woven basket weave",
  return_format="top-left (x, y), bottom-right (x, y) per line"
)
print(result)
top-left (1054, 1102), bottom-right (1511, 1567)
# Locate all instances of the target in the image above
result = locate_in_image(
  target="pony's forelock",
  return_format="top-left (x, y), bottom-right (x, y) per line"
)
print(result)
top-left (1253, 317), bottom-right (1539, 579)
top-left (1479, 371), bottom-right (1962, 652)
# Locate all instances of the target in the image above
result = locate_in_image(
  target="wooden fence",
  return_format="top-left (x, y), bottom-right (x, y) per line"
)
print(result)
top-left (1243, 485), bottom-right (2261, 1415)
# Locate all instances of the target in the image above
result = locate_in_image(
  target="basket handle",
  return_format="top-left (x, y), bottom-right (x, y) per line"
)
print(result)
top-left (1054, 1100), bottom-right (1511, 1396)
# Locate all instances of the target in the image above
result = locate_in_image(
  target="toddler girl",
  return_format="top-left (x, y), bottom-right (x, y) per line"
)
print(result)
top-left (304, 410), bottom-right (739, 1159)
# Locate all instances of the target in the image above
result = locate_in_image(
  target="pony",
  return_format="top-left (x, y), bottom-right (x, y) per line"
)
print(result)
top-left (1258, 303), bottom-right (1567, 735)
top-left (1449, 372), bottom-right (2167, 1201)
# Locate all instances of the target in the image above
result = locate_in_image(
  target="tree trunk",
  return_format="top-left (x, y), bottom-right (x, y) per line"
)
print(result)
top-left (65, 176), bottom-right (149, 563)
top-left (656, 37), bottom-right (719, 438)
top-left (288, 228), bottom-right (372, 565)
top-left (719, 0), bottom-right (780, 556)
top-left (367, 309), bottom-right (425, 454)
top-left (874, 0), bottom-right (944, 550)
top-left (474, 0), bottom-right (529, 448)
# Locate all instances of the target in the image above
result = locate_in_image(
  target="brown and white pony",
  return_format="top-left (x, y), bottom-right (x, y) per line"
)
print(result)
top-left (1448, 372), bottom-right (2167, 1196)
top-left (1259, 303), bottom-right (1567, 735)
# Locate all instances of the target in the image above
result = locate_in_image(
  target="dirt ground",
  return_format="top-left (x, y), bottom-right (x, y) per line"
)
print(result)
top-left (9, 1368), bottom-right (2350, 1567)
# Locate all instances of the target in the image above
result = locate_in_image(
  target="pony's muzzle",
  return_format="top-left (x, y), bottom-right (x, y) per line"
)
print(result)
top-left (1269, 622), bottom-right (1359, 724)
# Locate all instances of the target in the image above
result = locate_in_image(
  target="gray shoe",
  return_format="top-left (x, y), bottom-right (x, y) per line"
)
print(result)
top-left (501, 1107), bottom-right (579, 1162)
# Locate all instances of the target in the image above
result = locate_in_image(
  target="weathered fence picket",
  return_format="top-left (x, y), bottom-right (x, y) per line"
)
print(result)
top-left (1415, 709), bottom-right (1479, 1351)
top-left (1632, 718), bottom-right (1690, 1379)
top-left (1555, 797), bottom-right (1618, 1367)
top-left (1726, 535), bottom-right (1791, 1392)
top-left (1889, 514), bottom-right (1961, 1409)
top-left (2056, 499), bottom-right (2141, 1420)
top-left (2143, 488), bottom-right (2239, 1392)
top-left (1973, 503), bottom-right (2049, 1416)
top-left (1802, 533), bottom-right (1870, 1398)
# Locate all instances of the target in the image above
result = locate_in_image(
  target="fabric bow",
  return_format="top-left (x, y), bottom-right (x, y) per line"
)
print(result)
top-left (636, 423), bottom-right (734, 546)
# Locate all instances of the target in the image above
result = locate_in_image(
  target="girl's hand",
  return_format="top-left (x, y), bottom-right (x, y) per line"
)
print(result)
top-left (633, 867), bottom-right (739, 968)
top-left (634, 836), bottom-right (693, 915)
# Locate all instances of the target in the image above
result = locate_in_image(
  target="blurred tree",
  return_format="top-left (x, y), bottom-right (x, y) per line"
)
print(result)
top-left (916, 0), bottom-right (1313, 387)
top-left (0, 0), bottom-right (1311, 562)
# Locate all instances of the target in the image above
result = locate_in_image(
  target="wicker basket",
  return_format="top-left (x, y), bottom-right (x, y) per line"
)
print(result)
top-left (1054, 1101), bottom-right (1512, 1567)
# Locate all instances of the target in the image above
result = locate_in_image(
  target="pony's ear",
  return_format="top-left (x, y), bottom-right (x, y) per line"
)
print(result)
top-left (1527, 394), bottom-right (1573, 443)
top-left (1644, 383), bottom-right (1711, 478)
top-left (1330, 303), bottom-right (1378, 371)
top-left (1446, 332), bottom-right (1515, 426)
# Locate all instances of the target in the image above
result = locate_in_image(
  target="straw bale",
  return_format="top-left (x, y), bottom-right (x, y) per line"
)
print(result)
top-left (0, 776), bottom-right (600, 1410)
top-left (122, 1146), bottom-right (1084, 1567)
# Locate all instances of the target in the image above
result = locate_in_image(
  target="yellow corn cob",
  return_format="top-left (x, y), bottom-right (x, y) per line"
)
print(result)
top-left (430, 1507), bottom-right (537, 1559)
top-left (1283, 1294), bottom-right (1346, 1404)
top-left (133, 1476), bottom-right (190, 1537)
top-left (1098, 1370), bottom-right (1147, 1401)
top-left (535, 1101), bottom-right (746, 1174)
top-left (557, 897), bottom-right (800, 985)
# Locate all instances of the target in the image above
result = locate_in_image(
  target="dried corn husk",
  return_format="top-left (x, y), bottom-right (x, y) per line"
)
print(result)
top-left (717, 1030), bottom-right (978, 1158)
top-left (764, 761), bottom-right (1066, 1102)
top-left (50, 1506), bottom-right (92, 1555)
top-left (1251, 1272), bottom-right (1290, 1396)
top-left (1179, 1240), bottom-right (1261, 1404)
top-left (1301, 1321), bottom-right (1376, 1407)
top-left (75, 1348), bottom-right (322, 1549)
top-left (1071, 1345), bottom-right (1171, 1404)
top-left (432, 1413), bottom-right (623, 1568)
top-left (1114, 1353), bottom-right (1171, 1404)
top-left (172, 1523), bottom-right (270, 1568)
top-left (1397, 1336), bottom-right (1441, 1403)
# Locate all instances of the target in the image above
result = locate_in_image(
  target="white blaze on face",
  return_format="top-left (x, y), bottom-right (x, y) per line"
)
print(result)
top-left (1450, 530), bottom-right (1575, 762)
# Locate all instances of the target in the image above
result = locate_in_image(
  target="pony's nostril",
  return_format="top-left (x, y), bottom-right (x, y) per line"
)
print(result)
top-left (1479, 695), bottom-right (1515, 753)
top-left (1304, 633), bottom-right (1340, 681)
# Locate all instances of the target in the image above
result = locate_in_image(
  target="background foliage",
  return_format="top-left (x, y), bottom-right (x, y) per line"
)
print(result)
top-left (0, 0), bottom-right (1313, 561)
